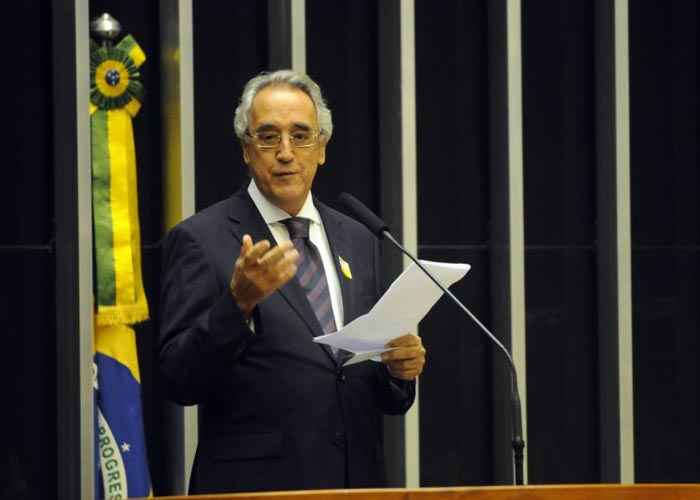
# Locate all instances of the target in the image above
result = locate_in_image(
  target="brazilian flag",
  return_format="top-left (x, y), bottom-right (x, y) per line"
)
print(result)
top-left (90, 34), bottom-right (151, 499)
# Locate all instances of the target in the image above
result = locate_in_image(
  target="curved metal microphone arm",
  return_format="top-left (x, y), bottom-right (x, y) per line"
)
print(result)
top-left (381, 230), bottom-right (525, 486)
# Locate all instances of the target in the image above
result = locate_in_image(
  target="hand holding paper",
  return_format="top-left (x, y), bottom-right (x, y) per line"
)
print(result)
top-left (314, 260), bottom-right (470, 366)
top-left (381, 333), bottom-right (426, 380)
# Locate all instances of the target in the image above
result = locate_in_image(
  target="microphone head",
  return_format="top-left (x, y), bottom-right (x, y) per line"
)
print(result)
top-left (337, 193), bottom-right (389, 237)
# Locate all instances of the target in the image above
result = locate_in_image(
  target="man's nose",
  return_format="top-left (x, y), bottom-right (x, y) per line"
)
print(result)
top-left (276, 136), bottom-right (295, 162)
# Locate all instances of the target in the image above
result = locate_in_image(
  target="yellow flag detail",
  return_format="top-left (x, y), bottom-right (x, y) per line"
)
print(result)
top-left (95, 323), bottom-right (141, 384)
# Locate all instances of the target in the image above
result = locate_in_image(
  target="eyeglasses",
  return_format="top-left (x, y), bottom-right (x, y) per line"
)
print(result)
top-left (246, 129), bottom-right (322, 150)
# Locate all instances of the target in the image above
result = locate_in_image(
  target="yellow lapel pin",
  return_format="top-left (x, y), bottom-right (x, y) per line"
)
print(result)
top-left (339, 256), bottom-right (352, 279)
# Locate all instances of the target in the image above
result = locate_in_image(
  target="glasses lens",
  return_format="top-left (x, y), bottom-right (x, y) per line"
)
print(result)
top-left (252, 130), bottom-right (317, 149)
top-left (290, 131), bottom-right (315, 147)
top-left (257, 132), bottom-right (281, 147)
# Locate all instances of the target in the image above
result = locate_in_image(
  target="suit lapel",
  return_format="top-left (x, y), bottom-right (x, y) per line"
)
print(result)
top-left (227, 190), bottom-right (275, 249)
top-left (228, 190), bottom-right (336, 365)
top-left (317, 201), bottom-right (354, 326)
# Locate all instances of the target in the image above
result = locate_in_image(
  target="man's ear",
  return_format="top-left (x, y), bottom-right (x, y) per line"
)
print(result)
top-left (242, 142), bottom-right (251, 165)
top-left (317, 138), bottom-right (327, 166)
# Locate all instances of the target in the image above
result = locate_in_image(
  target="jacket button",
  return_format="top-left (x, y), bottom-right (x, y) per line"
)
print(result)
top-left (334, 432), bottom-right (346, 447)
top-left (337, 371), bottom-right (346, 382)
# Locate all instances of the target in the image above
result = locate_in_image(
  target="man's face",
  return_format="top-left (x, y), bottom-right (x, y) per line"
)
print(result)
top-left (243, 84), bottom-right (327, 216)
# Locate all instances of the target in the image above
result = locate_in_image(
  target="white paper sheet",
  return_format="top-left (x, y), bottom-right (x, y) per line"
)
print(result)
top-left (314, 260), bottom-right (470, 366)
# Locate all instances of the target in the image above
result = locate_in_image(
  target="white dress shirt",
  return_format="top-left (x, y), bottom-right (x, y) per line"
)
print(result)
top-left (247, 180), bottom-right (345, 330)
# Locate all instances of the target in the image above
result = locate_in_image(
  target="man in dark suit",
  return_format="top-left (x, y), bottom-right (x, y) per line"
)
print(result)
top-left (159, 70), bottom-right (426, 494)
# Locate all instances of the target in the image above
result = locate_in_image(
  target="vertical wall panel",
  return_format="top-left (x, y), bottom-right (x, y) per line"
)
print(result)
top-left (522, 0), bottom-right (600, 483)
top-left (415, 1), bottom-right (489, 247)
top-left (419, 251), bottom-right (494, 485)
top-left (306, 0), bottom-right (379, 212)
top-left (594, 0), bottom-right (635, 482)
top-left (487, 0), bottom-right (527, 484)
top-left (307, 0), bottom-right (414, 485)
top-left (2, 1), bottom-right (54, 240)
top-left (398, 0), bottom-right (420, 487)
top-left (0, 255), bottom-right (55, 499)
top-left (376, 0), bottom-right (413, 487)
top-left (1, 7), bottom-right (56, 487)
top-left (193, 2), bottom-right (269, 210)
top-left (53, 0), bottom-right (93, 497)
top-left (629, 0), bottom-right (699, 482)
top-left (2, 3), bottom-right (54, 248)
top-left (161, 0), bottom-right (198, 493)
top-left (415, 0), bottom-right (494, 486)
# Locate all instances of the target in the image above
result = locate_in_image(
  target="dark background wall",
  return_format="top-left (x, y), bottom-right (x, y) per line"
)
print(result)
top-left (521, 0), bottom-right (600, 483)
top-left (306, 0), bottom-right (380, 213)
top-left (629, 0), bottom-right (698, 482)
top-left (2, 1), bottom-right (697, 497)
top-left (415, 0), bottom-right (494, 486)
top-left (1, 3), bottom-right (56, 499)
top-left (193, 1), bottom-right (269, 209)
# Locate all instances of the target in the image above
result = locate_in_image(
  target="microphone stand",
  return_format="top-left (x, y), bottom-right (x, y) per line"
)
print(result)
top-left (381, 230), bottom-right (525, 486)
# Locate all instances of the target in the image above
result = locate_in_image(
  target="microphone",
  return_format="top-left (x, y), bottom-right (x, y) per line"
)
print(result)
top-left (337, 193), bottom-right (389, 235)
top-left (338, 192), bottom-right (526, 486)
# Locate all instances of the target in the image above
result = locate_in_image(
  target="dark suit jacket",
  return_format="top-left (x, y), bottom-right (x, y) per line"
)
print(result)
top-left (159, 189), bottom-right (415, 494)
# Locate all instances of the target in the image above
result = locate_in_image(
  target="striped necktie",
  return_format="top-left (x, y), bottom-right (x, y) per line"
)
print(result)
top-left (282, 217), bottom-right (337, 335)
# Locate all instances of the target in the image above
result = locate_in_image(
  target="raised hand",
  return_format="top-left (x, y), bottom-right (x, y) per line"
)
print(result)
top-left (230, 234), bottom-right (299, 316)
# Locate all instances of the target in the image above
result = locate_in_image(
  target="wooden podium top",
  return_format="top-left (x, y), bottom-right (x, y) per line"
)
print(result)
top-left (152, 484), bottom-right (700, 500)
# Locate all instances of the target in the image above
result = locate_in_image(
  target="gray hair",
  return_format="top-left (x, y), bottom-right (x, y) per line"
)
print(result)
top-left (233, 70), bottom-right (333, 142)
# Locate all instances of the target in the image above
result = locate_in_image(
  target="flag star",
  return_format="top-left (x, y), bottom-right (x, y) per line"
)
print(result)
top-left (121, 442), bottom-right (131, 453)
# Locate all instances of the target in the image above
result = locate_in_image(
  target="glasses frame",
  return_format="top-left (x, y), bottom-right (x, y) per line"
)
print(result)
top-left (245, 129), bottom-right (323, 150)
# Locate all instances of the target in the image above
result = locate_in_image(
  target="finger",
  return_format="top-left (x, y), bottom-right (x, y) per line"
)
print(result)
top-left (236, 236), bottom-right (253, 267)
top-left (242, 239), bottom-right (271, 266)
top-left (241, 234), bottom-right (253, 254)
top-left (284, 246), bottom-right (300, 264)
top-left (381, 349), bottom-right (409, 362)
top-left (256, 247), bottom-right (298, 279)
top-left (276, 250), bottom-right (299, 272)
top-left (385, 333), bottom-right (421, 348)
top-left (258, 241), bottom-right (295, 266)
top-left (273, 251), bottom-right (300, 282)
top-left (381, 346), bottom-right (425, 362)
top-left (393, 355), bottom-right (425, 369)
top-left (387, 368), bottom-right (419, 381)
top-left (277, 261), bottom-right (298, 285)
top-left (386, 359), bottom-right (419, 371)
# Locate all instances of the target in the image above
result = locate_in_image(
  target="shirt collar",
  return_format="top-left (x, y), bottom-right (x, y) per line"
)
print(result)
top-left (247, 180), bottom-right (322, 226)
